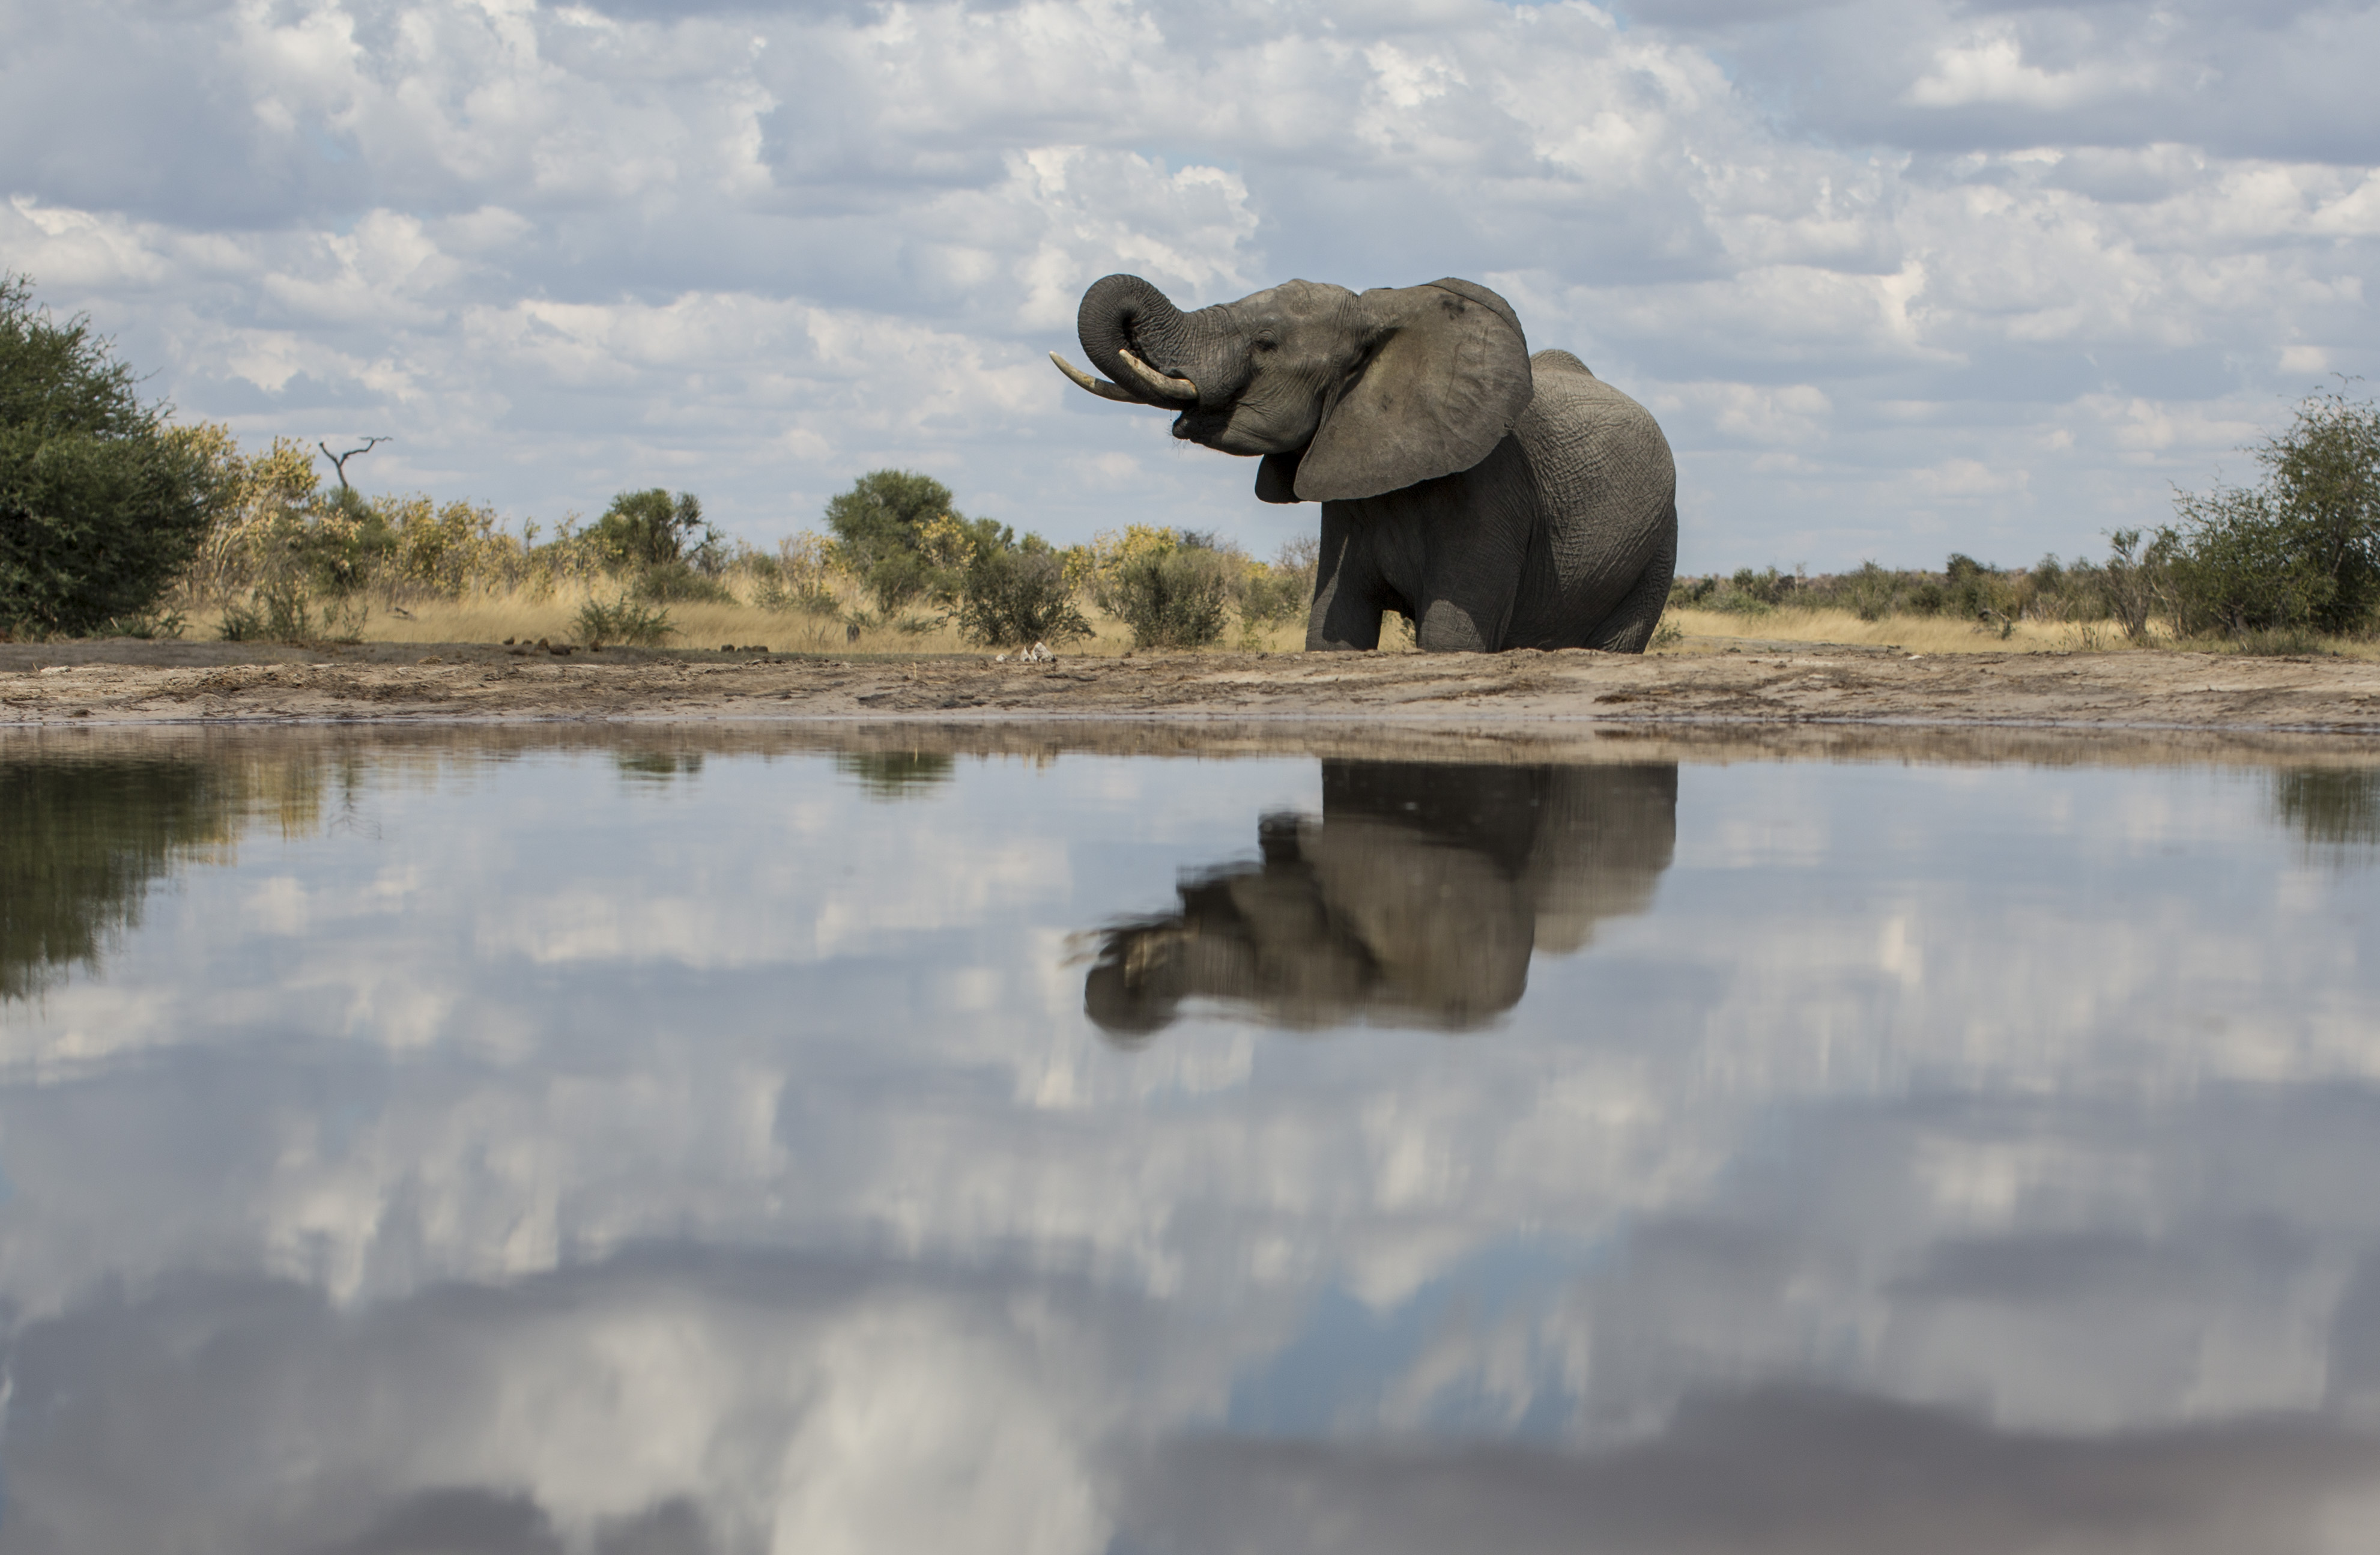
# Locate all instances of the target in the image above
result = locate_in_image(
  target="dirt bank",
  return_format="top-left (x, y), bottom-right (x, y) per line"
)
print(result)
top-left (5, 637), bottom-right (2380, 735)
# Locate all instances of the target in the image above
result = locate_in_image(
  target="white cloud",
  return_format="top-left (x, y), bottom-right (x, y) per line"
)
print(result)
top-left (1906, 25), bottom-right (2154, 112)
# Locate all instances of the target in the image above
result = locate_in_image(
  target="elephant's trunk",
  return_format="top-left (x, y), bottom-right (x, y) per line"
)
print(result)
top-left (1078, 274), bottom-right (1204, 405)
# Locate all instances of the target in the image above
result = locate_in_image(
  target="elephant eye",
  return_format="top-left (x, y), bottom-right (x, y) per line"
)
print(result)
top-left (1254, 337), bottom-right (1277, 353)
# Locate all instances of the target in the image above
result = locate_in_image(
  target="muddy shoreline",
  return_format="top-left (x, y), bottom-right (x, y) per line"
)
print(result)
top-left (5, 637), bottom-right (2380, 740)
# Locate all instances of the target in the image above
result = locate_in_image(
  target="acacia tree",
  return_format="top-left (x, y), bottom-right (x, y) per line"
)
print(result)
top-left (0, 273), bottom-right (223, 637)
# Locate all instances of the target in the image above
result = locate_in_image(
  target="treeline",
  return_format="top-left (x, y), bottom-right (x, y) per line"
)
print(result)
top-left (1677, 385), bottom-right (2380, 649)
top-left (805, 468), bottom-right (1314, 649)
top-left (1673, 553), bottom-right (2144, 638)
top-left (152, 446), bottom-right (1321, 652)
top-left (0, 270), bottom-right (1314, 649)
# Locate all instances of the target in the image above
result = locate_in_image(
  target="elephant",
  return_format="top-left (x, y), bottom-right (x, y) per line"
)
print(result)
top-left (1083, 760), bottom-right (1677, 1038)
top-left (1051, 273), bottom-right (1678, 653)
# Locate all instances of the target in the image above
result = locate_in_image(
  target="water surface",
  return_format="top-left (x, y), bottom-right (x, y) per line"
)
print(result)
top-left (5, 727), bottom-right (2380, 1554)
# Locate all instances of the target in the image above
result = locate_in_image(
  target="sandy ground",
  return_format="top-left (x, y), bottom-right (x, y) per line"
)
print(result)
top-left (6, 633), bottom-right (2380, 736)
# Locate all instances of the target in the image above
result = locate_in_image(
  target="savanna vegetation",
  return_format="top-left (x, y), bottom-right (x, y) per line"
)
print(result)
top-left (1666, 384), bottom-right (2380, 656)
top-left (7, 270), bottom-right (2376, 657)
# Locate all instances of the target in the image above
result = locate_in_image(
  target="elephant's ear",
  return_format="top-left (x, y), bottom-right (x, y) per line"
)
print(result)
top-left (1294, 279), bottom-right (1533, 503)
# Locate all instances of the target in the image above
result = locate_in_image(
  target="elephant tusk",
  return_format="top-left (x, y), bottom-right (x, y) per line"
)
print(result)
top-left (1117, 347), bottom-right (1199, 403)
top-left (1049, 352), bottom-right (1143, 403)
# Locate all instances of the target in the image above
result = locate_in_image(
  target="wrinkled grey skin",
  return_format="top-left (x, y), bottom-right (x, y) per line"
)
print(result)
top-left (1083, 760), bottom-right (1678, 1037)
top-left (1066, 274), bottom-right (1678, 652)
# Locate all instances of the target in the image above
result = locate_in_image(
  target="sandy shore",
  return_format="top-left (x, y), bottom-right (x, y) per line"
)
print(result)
top-left (5, 636), bottom-right (2380, 736)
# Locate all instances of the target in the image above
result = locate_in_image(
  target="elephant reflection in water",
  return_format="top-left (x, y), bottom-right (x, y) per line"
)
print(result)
top-left (1086, 762), bottom-right (1676, 1038)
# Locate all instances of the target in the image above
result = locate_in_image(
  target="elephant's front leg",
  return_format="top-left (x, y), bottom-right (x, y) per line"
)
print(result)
top-left (1407, 451), bottom-right (1531, 652)
top-left (1306, 502), bottom-right (1385, 650)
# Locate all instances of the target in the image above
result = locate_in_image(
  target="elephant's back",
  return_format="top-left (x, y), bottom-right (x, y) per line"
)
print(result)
top-left (1522, 351), bottom-right (1676, 519)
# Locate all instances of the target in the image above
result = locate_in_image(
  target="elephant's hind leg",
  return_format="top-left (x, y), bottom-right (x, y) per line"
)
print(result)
top-left (1581, 502), bottom-right (1677, 655)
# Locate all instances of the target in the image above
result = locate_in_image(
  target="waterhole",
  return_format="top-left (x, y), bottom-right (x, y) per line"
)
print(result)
top-left (4, 725), bottom-right (2379, 1553)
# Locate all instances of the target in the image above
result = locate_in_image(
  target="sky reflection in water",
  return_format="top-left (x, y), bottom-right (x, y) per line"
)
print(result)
top-left (4, 730), bottom-right (2380, 1554)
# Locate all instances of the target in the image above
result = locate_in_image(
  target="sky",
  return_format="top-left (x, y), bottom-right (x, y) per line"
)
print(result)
top-left (2, 0), bottom-right (2376, 572)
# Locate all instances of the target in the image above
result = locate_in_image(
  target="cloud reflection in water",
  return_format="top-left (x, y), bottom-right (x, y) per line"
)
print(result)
top-left (0, 734), bottom-right (2376, 1553)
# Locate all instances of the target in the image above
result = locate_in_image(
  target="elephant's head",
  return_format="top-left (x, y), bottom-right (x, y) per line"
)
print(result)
top-left (1083, 760), bottom-right (1677, 1040)
top-left (1051, 274), bottom-right (1536, 504)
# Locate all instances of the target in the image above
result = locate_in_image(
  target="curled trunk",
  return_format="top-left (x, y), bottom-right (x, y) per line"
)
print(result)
top-left (1077, 274), bottom-right (1201, 406)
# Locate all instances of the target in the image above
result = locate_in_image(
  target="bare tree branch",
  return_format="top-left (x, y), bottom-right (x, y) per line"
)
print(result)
top-left (319, 436), bottom-right (390, 491)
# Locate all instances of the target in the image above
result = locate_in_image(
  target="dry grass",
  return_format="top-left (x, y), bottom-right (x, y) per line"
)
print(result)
top-left (190, 586), bottom-right (2380, 661)
top-left (1655, 606), bottom-right (2160, 655)
top-left (177, 583), bottom-right (1319, 658)
top-left (1655, 607), bottom-right (2380, 659)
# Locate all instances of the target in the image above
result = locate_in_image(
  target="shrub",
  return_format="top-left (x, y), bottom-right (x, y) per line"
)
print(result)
top-left (0, 274), bottom-right (227, 637)
top-left (575, 594), bottom-right (673, 648)
top-left (751, 533), bottom-right (846, 616)
top-left (592, 489), bottom-right (718, 572)
top-left (757, 574), bottom-right (842, 616)
top-left (824, 469), bottom-right (1014, 612)
top-left (219, 582), bottom-right (362, 644)
top-left (633, 560), bottom-right (734, 604)
top-left (1838, 562), bottom-right (1898, 622)
top-left (1105, 547), bottom-right (1233, 649)
top-left (2159, 386), bottom-right (2380, 638)
top-left (1241, 536), bottom-right (1318, 628)
top-left (957, 548), bottom-right (1091, 647)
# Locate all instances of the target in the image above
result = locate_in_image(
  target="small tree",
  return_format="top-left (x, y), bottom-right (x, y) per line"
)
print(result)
top-left (824, 468), bottom-right (1010, 611)
top-left (2161, 385), bottom-right (2380, 637)
top-left (0, 274), bottom-right (226, 636)
top-left (592, 489), bottom-right (715, 571)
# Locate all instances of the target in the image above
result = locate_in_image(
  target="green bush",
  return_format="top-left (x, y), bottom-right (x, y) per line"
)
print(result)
top-left (957, 549), bottom-right (1091, 647)
top-left (1105, 547), bottom-right (1233, 649)
top-left (0, 274), bottom-right (226, 637)
top-left (1239, 571), bottom-right (1305, 625)
top-left (1836, 562), bottom-right (1900, 622)
top-left (2158, 387), bottom-right (2380, 638)
top-left (632, 560), bottom-right (734, 604)
top-left (858, 547), bottom-right (936, 613)
top-left (219, 583), bottom-right (357, 644)
top-left (757, 575), bottom-right (841, 616)
top-left (592, 489), bottom-right (718, 572)
top-left (294, 483), bottom-right (396, 597)
top-left (575, 593), bottom-right (673, 648)
top-left (824, 468), bottom-right (1014, 613)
